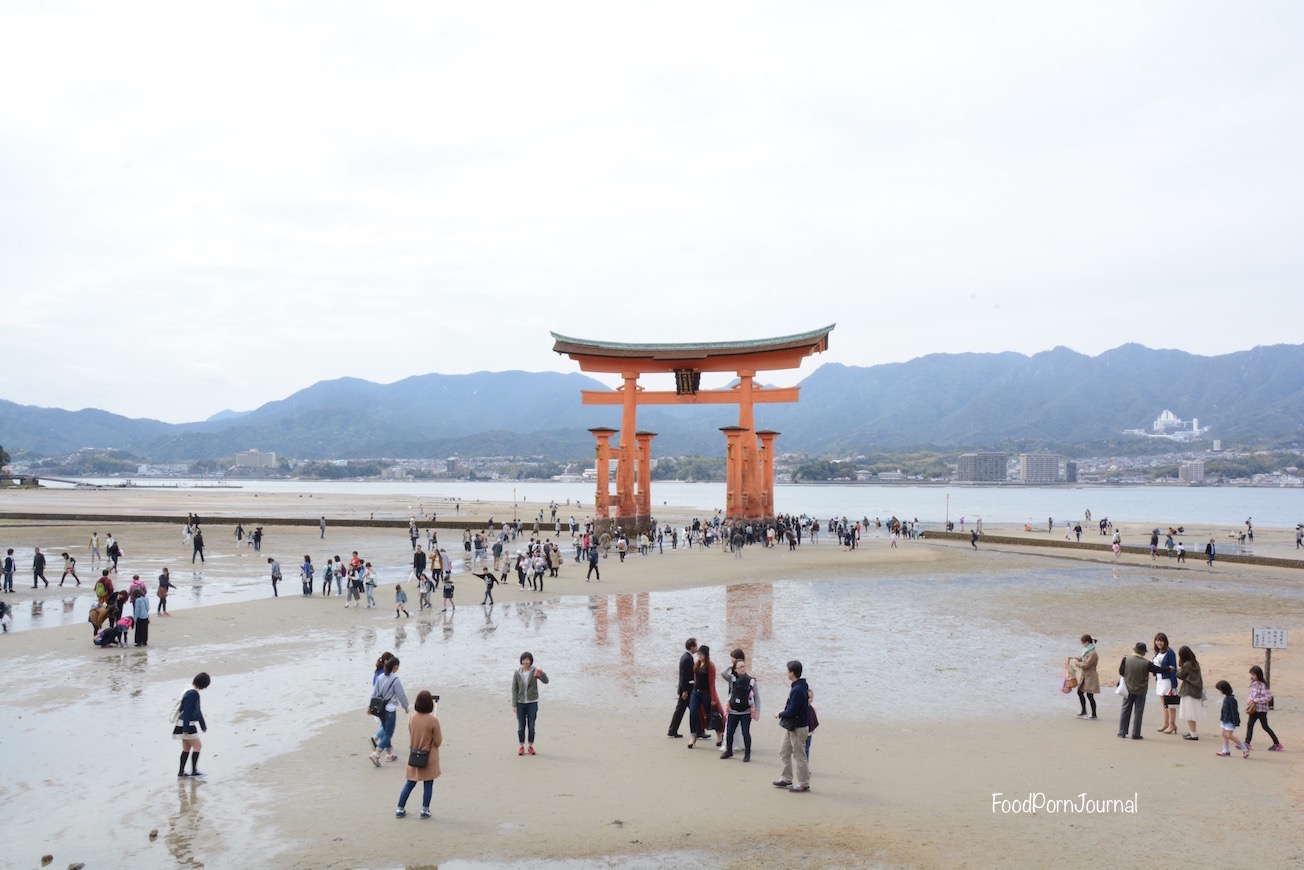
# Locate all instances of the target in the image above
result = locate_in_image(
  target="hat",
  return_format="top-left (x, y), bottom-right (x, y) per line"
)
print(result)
top-left (1134, 642), bottom-right (1148, 654)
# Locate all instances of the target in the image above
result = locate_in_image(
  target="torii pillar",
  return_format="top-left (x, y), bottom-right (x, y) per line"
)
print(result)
top-left (636, 431), bottom-right (656, 518)
top-left (756, 430), bottom-right (779, 515)
top-left (720, 427), bottom-right (747, 516)
top-left (589, 427), bottom-right (616, 522)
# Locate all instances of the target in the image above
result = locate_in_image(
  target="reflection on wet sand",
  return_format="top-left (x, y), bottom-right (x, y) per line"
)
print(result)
top-left (167, 778), bottom-right (205, 868)
top-left (724, 583), bottom-right (773, 658)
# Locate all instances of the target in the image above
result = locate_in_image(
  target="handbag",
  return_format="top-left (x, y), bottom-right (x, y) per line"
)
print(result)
top-left (1062, 663), bottom-right (1078, 693)
top-left (408, 748), bottom-right (429, 769)
top-left (1246, 699), bottom-right (1257, 715)
top-left (707, 710), bottom-right (724, 732)
top-left (1115, 677), bottom-right (1128, 697)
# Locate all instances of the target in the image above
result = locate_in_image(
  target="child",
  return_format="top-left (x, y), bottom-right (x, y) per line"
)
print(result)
top-left (1245, 666), bottom-right (1283, 751)
top-left (0, 599), bottom-right (11, 632)
top-left (322, 561), bottom-right (334, 597)
top-left (479, 570), bottom-right (496, 606)
top-left (418, 574), bottom-right (432, 610)
top-left (1215, 680), bottom-right (1249, 758)
top-left (442, 577), bottom-right (456, 612)
top-left (395, 584), bottom-right (410, 618)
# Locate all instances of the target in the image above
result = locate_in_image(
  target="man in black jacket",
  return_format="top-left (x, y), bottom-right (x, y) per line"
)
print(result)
top-left (667, 637), bottom-right (698, 738)
top-left (32, 548), bottom-right (48, 588)
top-left (413, 545), bottom-right (427, 581)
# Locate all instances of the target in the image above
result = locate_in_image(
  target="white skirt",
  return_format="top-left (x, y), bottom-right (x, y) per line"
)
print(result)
top-left (1178, 695), bottom-right (1203, 723)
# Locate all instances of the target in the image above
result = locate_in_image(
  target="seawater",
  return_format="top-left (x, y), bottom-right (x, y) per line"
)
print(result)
top-left (55, 479), bottom-right (1304, 527)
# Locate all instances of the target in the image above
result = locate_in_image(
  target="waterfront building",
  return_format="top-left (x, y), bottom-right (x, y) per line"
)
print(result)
top-left (234, 449), bottom-right (278, 469)
top-left (1019, 452), bottom-right (1060, 484)
top-left (957, 452), bottom-right (1006, 482)
top-left (1179, 460), bottom-right (1205, 484)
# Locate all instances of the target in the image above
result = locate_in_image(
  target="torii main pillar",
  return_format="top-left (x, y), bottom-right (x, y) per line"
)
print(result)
top-left (552, 325), bottom-right (834, 531)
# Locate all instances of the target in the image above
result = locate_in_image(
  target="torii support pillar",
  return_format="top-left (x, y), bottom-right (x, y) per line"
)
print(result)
top-left (590, 427), bottom-right (616, 522)
top-left (756, 430), bottom-right (779, 518)
top-left (636, 431), bottom-right (656, 519)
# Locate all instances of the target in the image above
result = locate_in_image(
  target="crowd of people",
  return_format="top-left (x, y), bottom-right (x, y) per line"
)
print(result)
top-left (1067, 631), bottom-right (1283, 757)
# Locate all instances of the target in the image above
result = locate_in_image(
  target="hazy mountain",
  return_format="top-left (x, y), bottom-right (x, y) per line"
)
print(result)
top-left (2, 345), bottom-right (1302, 462)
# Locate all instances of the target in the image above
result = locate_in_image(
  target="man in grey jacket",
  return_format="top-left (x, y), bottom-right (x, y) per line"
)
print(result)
top-left (1118, 642), bottom-right (1161, 739)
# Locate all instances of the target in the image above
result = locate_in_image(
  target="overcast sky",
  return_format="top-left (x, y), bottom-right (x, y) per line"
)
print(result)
top-left (3, 2), bottom-right (1301, 423)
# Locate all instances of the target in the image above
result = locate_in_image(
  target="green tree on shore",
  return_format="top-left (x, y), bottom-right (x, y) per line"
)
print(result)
top-left (0, 444), bottom-right (9, 472)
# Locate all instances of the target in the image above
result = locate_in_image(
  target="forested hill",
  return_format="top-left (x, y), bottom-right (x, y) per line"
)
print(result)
top-left (2, 344), bottom-right (1301, 460)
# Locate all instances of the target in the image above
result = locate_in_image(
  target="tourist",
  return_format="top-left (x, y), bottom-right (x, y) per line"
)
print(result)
top-left (90, 532), bottom-right (100, 566)
top-left (59, 552), bottom-right (80, 586)
top-left (1205, 538), bottom-right (1216, 567)
top-left (2, 548), bottom-right (13, 593)
top-left (667, 637), bottom-right (697, 738)
top-left (345, 565), bottom-right (363, 608)
top-left (369, 656), bottom-right (409, 766)
top-left (687, 645), bottom-right (723, 749)
top-left (1176, 541), bottom-right (1186, 563)
top-left (131, 583), bottom-right (150, 646)
top-left (441, 576), bottom-right (455, 611)
top-left (1068, 634), bottom-right (1099, 719)
top-left (1245, 666), bottom-right (1282, 751)
top-left (477, 569), bottom-right (496, 606)
top-left (157, 567), bottom-right (174, 615)
top-left (32, 547), bottom-right (48, 588)
top-left (512, 651), bottom-right (550, 756)
top-left (395, 690), bottom-right (442, 819)
top-left (174, 672), bottom-right (211, 777)
top-left (300, 555), bottom-right (314, 596)
top-left (322, 560), bottom-right (334, 597)
top-left (333, 556), bottom-right (345, 595)
top-left (106, 534), bottom-right (122, 574)
top-left (773, 659), bottom-right (811, 793)
top-left (365, 563), bottom-right (377, 607)
top-left (268, 557), bottom-right (281, 597)
top-left (94, 569), bottom-right (114, 604)
top-left (1118, 642), bottom-right (1161, 739)
top-left (720, 650), bottom-right (758, 761)
top-left (394, 584), bottom-right (410, 618)
top-left (1214, 680), bottom-right (1249, 758)
top-left (320, 516), bottom-right (326, 539)
top-left (192, 527), bottom-right (205, 563)
top-left (1153, 633), bottom-right (1179, 734)
top-left (1177, 646), bottom-right (1203, 740)
top-left (970, 530), bottom-right (978, 550)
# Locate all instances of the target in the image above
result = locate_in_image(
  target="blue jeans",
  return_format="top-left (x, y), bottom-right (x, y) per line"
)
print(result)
top-left (378, 709), bottom-right (398, 751)
top-left (688, 689), bottom-right (709, 737)
top-left (398, 779), bottom-right (433, 810)
top-left (516, 701), bottom-right (538, 744)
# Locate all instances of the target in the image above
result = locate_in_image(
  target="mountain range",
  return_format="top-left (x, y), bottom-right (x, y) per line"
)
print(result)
top-left (3, 344), bottom-right (1303, 461)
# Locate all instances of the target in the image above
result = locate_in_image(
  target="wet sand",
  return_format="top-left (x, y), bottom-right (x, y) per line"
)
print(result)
top-left (0, 492), bottom-right (1301, 869)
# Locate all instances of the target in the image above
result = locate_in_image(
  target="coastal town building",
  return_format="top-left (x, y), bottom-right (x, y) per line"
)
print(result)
top-left (234, 449), bottom-right (278, 469)
top-left (957, 452), bottom-right (1006, 482)
top-left (1019, 452), bottom-right (1060, 484)
top-left (1064, 460), bottom-right (1078, 483)
top-left (1179, 460), bottom-right (1205, 484)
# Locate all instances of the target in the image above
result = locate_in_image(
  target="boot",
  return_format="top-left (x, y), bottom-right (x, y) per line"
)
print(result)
top-left (719, 750), bottom-right (733, 759)
top-left (743, 750), bottom-right (751, 762)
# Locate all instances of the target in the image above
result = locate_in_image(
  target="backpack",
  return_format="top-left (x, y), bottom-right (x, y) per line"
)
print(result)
top-left (728, 675), bottom-right (754, 713)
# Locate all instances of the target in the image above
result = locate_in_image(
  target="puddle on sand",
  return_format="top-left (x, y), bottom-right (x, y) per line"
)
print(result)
top-left (0, 563), bottom-right (1235, 868)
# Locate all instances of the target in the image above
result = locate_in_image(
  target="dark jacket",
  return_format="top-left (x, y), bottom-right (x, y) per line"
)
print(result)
top-left (677, 651), bottom-right (695, 695)
top-left (178, 688), bottom-right (206, 732)
top-left (779, 677), bottom-right (810, 726)
top-left (413, 551), bottom-right (427, 575)
top-left (1220, 694), bottom-right (1241, 728)
top-left (33, 552), bottom-right (46, 573)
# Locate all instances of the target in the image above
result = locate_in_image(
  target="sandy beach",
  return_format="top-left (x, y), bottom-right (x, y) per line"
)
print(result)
top-left (0, 489), bottom-right (1301, 869)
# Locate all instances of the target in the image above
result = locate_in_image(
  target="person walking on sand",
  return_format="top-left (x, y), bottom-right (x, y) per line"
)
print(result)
top-left (192, 528), bottom-right (205, 563)
top-left (59, 552), bottom-right (80, 586)
top-left (512, 651), bottom-right (550, 756)
top-left (970, 530), bottom-right (978, 550)
top-left (395, 690), bottom-right (442, 819)
top-left (300, 555), bottom-right (314, 596)
top-left (1214, 680), bottom-right (1249, 758)
top-left (395, 584), bottom-right (410, 618)
top-left (586, 545), bottom-right (600, 581)
top-left (1176, 541), bottom-right (1186, 563)
top-left (365, 563), bottom-right (378, 608)
top-left (720, 651), bottom-right (758, 761)
top-left (773, 660), bottom-right (811, 792)
top-left (320, 517), bottom-right (326, 539)
top-left (174, 672), bottom-right (211, 777)
top-left (477, 570), bottom-right (496, 606)
top-left (268, 557), bottom-right (281, 597)
top-left (1068, 634), bottom-right (1099, 719)
top-left (687, 645), bottom-right (724, 749)
top-left (90, 532), bottom-right (100, 566)
top-left (1245, 666), bottom-right (1283, 752)
top-left (370, 657), bottom-right (409, 766)
top-left (668, 637), bottom-right (698, 738)
top-left (1205, 538), bottom-right (1216, 567)
top-left (106, 534), bottom-right (122, 574)
top-left (3, 549), bottom-right (14, 593)
top-left (157, 567), bottom-right (174, 616)
top-left (1177, 646), bottom-right (1203, 740)
top-left (32, 547), bottom-right (48, 588)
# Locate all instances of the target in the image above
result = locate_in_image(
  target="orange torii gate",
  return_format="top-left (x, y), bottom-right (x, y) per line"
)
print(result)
top-left (551, 325), bottom-right (834, 530)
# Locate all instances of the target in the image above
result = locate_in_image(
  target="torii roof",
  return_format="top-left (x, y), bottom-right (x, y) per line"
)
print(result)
top-left (551, 324), bottom-right (834, 373)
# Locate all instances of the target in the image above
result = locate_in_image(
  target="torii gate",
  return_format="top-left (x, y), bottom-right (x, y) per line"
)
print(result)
top-left (551, 325), bottom-right (834, 530)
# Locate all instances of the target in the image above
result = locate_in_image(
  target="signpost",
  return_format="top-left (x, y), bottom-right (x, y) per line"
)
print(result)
top-left (1252, 628), bottom-right (1288, 688)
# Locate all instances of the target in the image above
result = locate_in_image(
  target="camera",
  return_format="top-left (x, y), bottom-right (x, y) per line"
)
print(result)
top-left (433, 695), bottom-right (441, 703)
